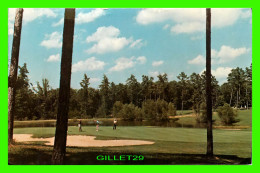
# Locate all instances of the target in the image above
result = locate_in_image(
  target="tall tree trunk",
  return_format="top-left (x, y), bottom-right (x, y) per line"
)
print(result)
top-left (8, 8), bottom-right (23, 145)
top-left (239, 84), bottom-right (241, 108)
top-left (229, 88), bottom-right (233, 106)
top-left (246, 85), bottom-right (248, 109)
top-left (181, 90), bottom-right (184, 114)
top-left (51, 8), bottom-right (75, 165)
top-left (206, 8), bottom-right (213, 156)
top-left (236, 90), bottom-right (239, 108)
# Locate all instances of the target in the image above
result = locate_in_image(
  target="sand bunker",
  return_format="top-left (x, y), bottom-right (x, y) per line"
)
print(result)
top-left (13, 134), bottom-right (154, 147)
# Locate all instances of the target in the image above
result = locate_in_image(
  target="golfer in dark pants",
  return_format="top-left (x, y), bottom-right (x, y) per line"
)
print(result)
top-left (113, 119), bottom-right (117, 130)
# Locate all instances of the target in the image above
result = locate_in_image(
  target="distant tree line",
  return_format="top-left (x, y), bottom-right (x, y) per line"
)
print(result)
top-left (14, 63), bottom-right (252, 122)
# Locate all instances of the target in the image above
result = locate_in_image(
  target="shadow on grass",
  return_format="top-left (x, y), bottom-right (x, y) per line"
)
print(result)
top-left (64, 151), bottom-right (251, 165)
top-left (8, 143), bottom-right (251, 165)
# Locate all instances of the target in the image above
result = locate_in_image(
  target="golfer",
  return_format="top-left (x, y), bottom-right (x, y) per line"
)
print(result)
top-left (78, 120), bottom-right (82, 132)
top-left (96, 120), bottom-right (99, 131)
top-left (113, 119), bottom-right (117, 130)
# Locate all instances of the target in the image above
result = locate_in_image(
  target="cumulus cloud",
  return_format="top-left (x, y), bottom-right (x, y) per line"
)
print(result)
top-left (212, 67), bottom-right (233, 79)
top-left (136, 8), bottom-right (252, 34)
top-left (130, 39), bottom-right (146, 49)
top-left (8, 21), bottom-right (14, 35)
top-left (72, 57), bottom-right (105, 72)
top-left (190, 35), bottom-right (204, 41)
top-left (136, 8), bottom-right (204, 25)
top-left (52, 17), bottom-right (64, 27)
top-left (136, 56), bottom-right (147, 64)
top-left (212, 45), bottom-right (251, 63)
top-left (46, 54), bottom-right (60, 62)
top-left (163, 24), bottom-right (170, 30)
top-left (149, 71), bottom-right (160, 78)
top-left (86, 26), bottom-right (145, 54)
top-left (8, 8), bottom-right (57, 23)
top-left (86, 26), bottom-right (133, 54)
top-left (171, 22), bottom-right (204, 34)
top-left (89, 77), bottom-right (101, 83)
top-left (8, 8), bottom-right (57, 35)
top-left (40, 32), bottom-right (62, 49)
top-left (188, 55), bottom-right (205, 65)
top-left (211, 8), bottom-right (251, 28)
top-left (53, 8), bottom-right (105, 27)
top-left (109, 56), bottom-right (147, 72)
top-left (109, 57), bottom-right (135, 72)
top-left (152, 60), bottom-right (164, 66)
top-left (76, 8), bottom-right (106, 24)
top-left (189, 45), bottom-right (250, 65)
top-left (200, 67), bottom-right (232, 79)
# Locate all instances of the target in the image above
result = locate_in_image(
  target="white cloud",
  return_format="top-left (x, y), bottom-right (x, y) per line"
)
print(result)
top-left (46, 54), bottom-right (60, 62)
top-left (90, 77), bottom-right (100, 83)
top-left (8, 28), bottom-right (14, 35)
top-left (86, 26), bottom-right (132, 54)
top-left (109, 56), bottom-right (146, 72)
top-left (8, 8), bottom-right (57, 23)
top-left (76, 8), bottom-right (106, 24)
top-left (200, 67), bottom-right (232, 79)
top-left (211, 8), bottom-right (246, 28)
top-left (136, 8), bottom-right (204, 25)
top-left (40, 32), bottom-right (62, 49)
top-left (189, 45), bottom-right (250, 65)
top-left (168, 73), bottom-right (175, 80)
top-left (52, 18), bottom-right (64, 27)
top-left (190, 35), bottom-right (204, 40)
top-left (8, 21), bottom-right (14, 35)
top-left (163, 24), bottom-right (170, 30)
top-left (171, 22), bottom-right (204, 34)
top-left (188, 55), bottom-right (205, 65)
top-left (109, 57), bottom-right (135, 72)
top-left (136, 8), bottom-right (252, 34)
top-left (136, 56), bottom-right (147, 64)
top-left (86, 26), bottom-right (120, 42)
top-left (87, 37), bottom-right (131, 54)
top-left (8, 8), bottom-right (57, 35)
top-left (149, 71), bottom-right (160, 78)
top-left (213, 45), bottom-right (251, 63)
top-left (72, 57), bottom-right (105, 72)
top-left (130, 39), bottom-right (146, 49)
top-left (152, 60), bottom-right (164, 66)
top-left (212, 67), bottom-right (233, 79)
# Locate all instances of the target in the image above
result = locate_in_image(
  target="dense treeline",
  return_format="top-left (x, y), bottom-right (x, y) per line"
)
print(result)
top-left (14, 63), bottom-right (252, 121)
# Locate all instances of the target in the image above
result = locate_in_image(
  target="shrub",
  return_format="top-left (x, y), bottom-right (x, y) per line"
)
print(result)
top-left (168, 102), bottom-right (177, 116)
top-left (217, 103), bottom-right (239, 125)
top-left (142, 99), bottom-right (169, 121)
top-left (135, 107), bottom-right (144, 121)
top-left (142, 100), bottom-right (157, 120)
top-left (120, 103), bottom-right (136, 121)
top-left (68, 110), bottom-right (82, 119)
top-left (195, 102), bottom-right (207, 123)
top-left (112, 101), bottom-right (124, 118)
top-left (95, 104), bottom-right (106, 118)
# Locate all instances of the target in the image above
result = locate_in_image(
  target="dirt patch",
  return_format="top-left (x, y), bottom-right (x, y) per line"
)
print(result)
top-left (213, 126), bottom-right (250, 130)
top-left (13, 134), bottom-right (154, 147)
top-left (170, 114), bottom-right (196, 118)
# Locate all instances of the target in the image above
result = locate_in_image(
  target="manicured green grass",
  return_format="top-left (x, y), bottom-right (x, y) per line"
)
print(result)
top-left (177, 109), bottom-right (252, 128)
top-left (13, 118), bottom-right (115, 128)
top-left (9, 143), bottom-right (249, 165)
top-left (10, 109), bottom-right (252, 164)
top-left (13, 126), bottom-right (251, 158)
top-left (176, 110), bottom-right (193, 115)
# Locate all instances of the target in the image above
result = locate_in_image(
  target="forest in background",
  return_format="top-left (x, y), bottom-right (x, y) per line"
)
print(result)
top-left (13, 62), bottom-right (252, 123)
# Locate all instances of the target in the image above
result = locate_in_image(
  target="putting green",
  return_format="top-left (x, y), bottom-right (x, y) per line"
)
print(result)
top-left (13, 126), bottom-right (251, 158)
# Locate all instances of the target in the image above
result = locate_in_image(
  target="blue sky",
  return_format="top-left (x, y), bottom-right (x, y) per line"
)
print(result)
top-left (8, 8), bottom-right (252, 89)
